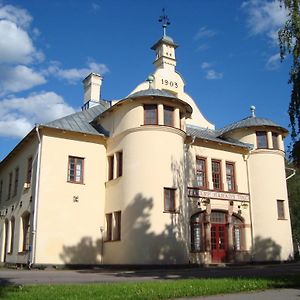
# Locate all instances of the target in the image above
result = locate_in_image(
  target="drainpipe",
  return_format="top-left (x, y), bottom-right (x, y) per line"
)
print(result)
top-left (29, 125), bottom-right (42, 268)
top-left (244, 152), bottom-right (255, 262)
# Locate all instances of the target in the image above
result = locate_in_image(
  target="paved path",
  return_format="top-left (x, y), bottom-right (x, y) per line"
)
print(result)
top-left (181, 288), bottom-right (300, 299)
top-left (0, 263), bottom-right (300, 285)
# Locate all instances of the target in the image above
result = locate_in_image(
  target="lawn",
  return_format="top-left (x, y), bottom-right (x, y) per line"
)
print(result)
top-left (0, 276), bottom-right (299, 300)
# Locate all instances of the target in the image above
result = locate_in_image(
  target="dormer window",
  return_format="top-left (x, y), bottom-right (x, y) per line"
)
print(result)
top-left (164, 106), bottom-right (174, 126)
top-left (256, 131), bottom-right (268, 149)
top-left (144, 104), bottom-right (158, 125)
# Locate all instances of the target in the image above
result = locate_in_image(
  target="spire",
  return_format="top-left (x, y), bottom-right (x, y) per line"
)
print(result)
top-left (151, 9), bottom-right (178, 70)
top-left (250, 105), bottom-right (256, 118)
top-left (158, 8), bottom-right (170, 37)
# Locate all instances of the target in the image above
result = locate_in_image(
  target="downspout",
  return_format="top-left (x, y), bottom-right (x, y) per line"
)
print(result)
top-left (286, 167), bottom-right (296, 181)
top-left (30, 125), bottom-right (42, 268)
top-left (244, 151), bottom-right (255, 262)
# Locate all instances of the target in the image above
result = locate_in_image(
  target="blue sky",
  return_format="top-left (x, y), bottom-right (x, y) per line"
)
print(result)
top-left (0, 0), bottom-right (292, 160)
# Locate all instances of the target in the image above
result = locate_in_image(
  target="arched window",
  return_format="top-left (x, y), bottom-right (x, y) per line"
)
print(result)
top-left (10, 217), bottom-right (15, 253)
top-left (21, 212), bottom-right (30, 252)
top-left (232, 214), bottom-right (244, 251)
top-left (191, 212), bottom-right (205, 252)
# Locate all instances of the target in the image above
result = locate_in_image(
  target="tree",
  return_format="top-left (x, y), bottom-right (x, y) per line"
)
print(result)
top-left (279, 0), bottom-right (300, 164)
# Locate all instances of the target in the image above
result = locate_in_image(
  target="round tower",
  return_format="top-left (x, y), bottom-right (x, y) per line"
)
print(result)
top-left (220, 108), bottom-right (293, 261)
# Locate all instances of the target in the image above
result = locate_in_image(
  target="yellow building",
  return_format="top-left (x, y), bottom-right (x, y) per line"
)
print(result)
top-left (0, 31), bottom-right (294, 267)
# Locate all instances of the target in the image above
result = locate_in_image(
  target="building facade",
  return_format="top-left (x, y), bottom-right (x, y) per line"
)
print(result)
top-left (0, 32), bottom-right (294, 266)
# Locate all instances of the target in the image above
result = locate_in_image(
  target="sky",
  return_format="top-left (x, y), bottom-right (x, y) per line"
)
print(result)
top-left (0, 0), bottom-right (293, 160)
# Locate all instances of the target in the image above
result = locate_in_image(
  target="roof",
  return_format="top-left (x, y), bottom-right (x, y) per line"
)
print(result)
top-left (151, 35), bottom-right (178, 50)
top-left (44, 104), bottom-right (108, 136)
top-left (186, 125), bottom-right (252, 149)
top-left (219, 116), bottom-right (288, 136)
top-left (128, 88), bottom-right (178, 99)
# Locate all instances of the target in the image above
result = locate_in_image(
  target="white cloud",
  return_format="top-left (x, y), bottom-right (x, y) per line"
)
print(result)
top-left (0, 65), bottom-right (46, 95)
top-left (205, 70), bottom-right (223, 80)
top-left (0, 92), bottom-right (76, 138)
top-left (91, 2), bottom-right (101, 11)
top-left (0, 4), bottom-right (32, 28)
top-left (194, 26), bottom-right (217, 40)
top-left (201, 62), bottom-right (223, 80)
top-left (266, 53), bottom-right (281, 70)
top-left (242, 0), bottom-right (288, 44)
top-left (45, 60), bottom-right (109, 84)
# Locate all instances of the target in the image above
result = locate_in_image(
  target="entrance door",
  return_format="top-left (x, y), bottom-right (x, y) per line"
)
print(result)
top-left (211, 223), bottom-right (227, 263)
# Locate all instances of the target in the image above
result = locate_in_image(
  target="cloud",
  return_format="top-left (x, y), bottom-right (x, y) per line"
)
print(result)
top-left (242, 0), bottom-right (288, 44)
top-left (45, 60), bottom-right (109, 84)
top-left (201, 62), bottom-right (223, 80)
top-left (91, 2), bottom-right (101, 11)
top-left (266, 53), bottom-right (281, 70)
top-left (0, 92), bottom-right (76, 138)
top-left (0, 4), bottom-right (32, 28)
top-left (0, 65), bottom-right (46, 95)
top-left (194, 26), bottom-right (217, 40)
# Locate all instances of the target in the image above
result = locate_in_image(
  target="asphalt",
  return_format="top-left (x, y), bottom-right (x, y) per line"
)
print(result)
top-left (0, 263), bottom-right (299, 299)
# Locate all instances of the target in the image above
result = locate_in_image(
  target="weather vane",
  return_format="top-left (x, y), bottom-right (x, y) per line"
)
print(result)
top-left (158, 8), bottom-right (170, 36)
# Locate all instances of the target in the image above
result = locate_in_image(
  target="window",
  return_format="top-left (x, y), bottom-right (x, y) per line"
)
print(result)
top-left (21, 212), bottom-right (30, 251)
top-left (116, 152), bottom-right (123, 178)
top-left (8, 172), bottom-right (12, 200)
top-left (164, 105), bottom-right (174, 126)
top-left (164, 188), bottom-right (176, 212)
top-left (10, 217), bottom-right (15, 253)
top-left (13, 167), bottom-right (19, 197)
top-left (113, 211), bottom-right (121, 241)
top-left (277, 200), bottom-right (285, 219)
top-left (196, 157), bottom-right (207, 188)
top-left (106, 213), bottom-right (112, 241)
top-left (144, 104), bottom-right (158, 125)
top-left (272, 132), bottom-right (279, 149)
top-left (226, 162), bottom-right (236, 192)
top-left (0, 180), bottom-right (3, 202)
top-left (212, 160), bottom-right (222, 190)
top-left (232, 215), bottom-right (243, 251)
top-left (68, 156), bottom-right (84, 184)
top-left (256, 131), bottom-right (268, 149)
top-left (191, 212), bottom-right (205, 252)
top-left (108, 155), bottom-right (114, 181)
top-left (26, 156), bottom-right (33, 184)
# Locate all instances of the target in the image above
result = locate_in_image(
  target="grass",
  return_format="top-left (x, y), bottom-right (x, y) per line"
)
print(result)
top-left (0, 276), bottom-right (299, 300)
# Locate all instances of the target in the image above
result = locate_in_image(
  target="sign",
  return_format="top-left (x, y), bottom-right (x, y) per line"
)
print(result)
top-left (187, 188), bottom-right (250, 202)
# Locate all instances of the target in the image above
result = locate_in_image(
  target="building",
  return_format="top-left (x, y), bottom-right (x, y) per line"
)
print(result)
top-left (0, 29), bottom-right (294, 267)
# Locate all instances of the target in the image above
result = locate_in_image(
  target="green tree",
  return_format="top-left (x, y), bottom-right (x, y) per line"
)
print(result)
top-left (287, 165), bottom-right (300, 257)
top-left (279, 1), bottom-right (300, 164)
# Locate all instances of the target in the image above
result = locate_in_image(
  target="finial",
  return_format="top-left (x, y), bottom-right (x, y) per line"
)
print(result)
top-left (250, 105), bottom-right (256, 117)
top-left (158, 8), bottom-right (170, 36)
top-left (146, 74), bottom-right (154, 89)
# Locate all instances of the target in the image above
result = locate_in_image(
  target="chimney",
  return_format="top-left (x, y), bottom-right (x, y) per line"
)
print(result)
top-left (82, 73), bottom-right (103, 110)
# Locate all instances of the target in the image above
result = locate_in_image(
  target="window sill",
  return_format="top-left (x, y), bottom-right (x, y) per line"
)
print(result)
top-left (277, 218), bottom-right (287, 220)
top-left (18, 251), bottom-right (29, 255)
top-left (104, 239), bottom-right (121, 243)
top-left (163, 210), bottom-right (180, 214)
top-left (67, 181), bottom-right (85, 185)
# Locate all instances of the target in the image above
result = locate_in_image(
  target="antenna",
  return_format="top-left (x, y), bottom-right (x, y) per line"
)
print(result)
top-left (158, 8), bottom-right (171, 36)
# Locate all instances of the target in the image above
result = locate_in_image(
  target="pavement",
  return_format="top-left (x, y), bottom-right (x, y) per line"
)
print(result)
top-left (0, 263), bottom-right (299, 299)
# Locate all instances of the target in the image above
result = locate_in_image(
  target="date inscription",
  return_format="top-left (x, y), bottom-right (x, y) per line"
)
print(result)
top-left (161, 79), bottom-right (178, 88)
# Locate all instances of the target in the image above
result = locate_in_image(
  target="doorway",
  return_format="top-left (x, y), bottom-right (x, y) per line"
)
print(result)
top-left (211, 223), bottom-right (227, 263)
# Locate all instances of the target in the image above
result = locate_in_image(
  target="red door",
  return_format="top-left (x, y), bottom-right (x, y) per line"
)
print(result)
top-left (211, 224), bottom-right (227, 263)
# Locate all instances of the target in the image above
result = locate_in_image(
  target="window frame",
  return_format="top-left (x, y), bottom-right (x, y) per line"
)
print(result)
top-left (277, 199), bottom-right (285, 220)
top-left (163, 105), bottom-right (174, 127)
top-left (225, 161), bottom-right (236, 192)
top-left (256, 131), bottom-right (268, 149)
top-left (0, 180), bottom-right (3, 203)
top-left (196, 156), bottom-right (207, 189)
top-left (272, 132), bottom-right (279, 149)
top-left (116, 152), bottom-right (123, 178)
top-left (8, 172), bottom-right (12, 200)
top-left (108, 155), bottom-right (114, 181)
top-left (26, 156), bottom-right (33, 184)
top-left (21, 213), bottom-right (30, 252)
top-left (144, 104), bottom-right (158, 125)
top-left (211, 159), bottom-right (222, 191)
top-left (105, 213), bottom-right (112, 241)
top-left (9, 217), bottom-right (15, 254)
top-left (163, 187), bottom-right (176, 213)
top-left (13, 167), bottom-right (19, 197)
top-left (113, 211), bottom-right (122, 241)
top-left (67, 156), bottom-right (84, 184)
